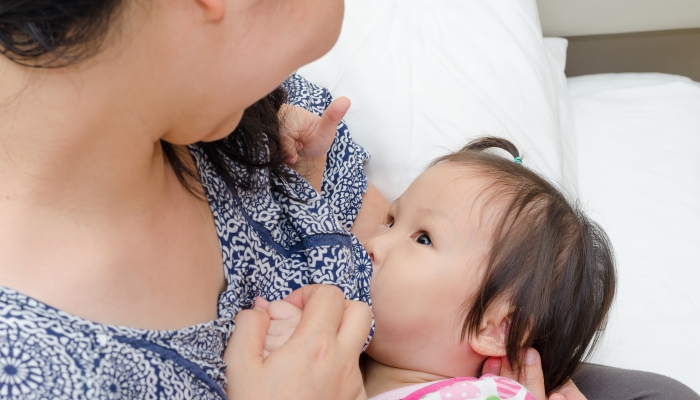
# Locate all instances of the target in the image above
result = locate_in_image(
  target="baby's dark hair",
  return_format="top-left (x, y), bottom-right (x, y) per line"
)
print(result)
top-left (431, 137), bottom-right (616, 394)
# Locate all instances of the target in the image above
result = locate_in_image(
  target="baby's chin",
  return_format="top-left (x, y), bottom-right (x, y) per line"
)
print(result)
top-left (363, 340), bottom-right (379, 362)
top-left (364, 334), bottom-right (486, 379)
top-left (362, 337), bottom-right (404, 369)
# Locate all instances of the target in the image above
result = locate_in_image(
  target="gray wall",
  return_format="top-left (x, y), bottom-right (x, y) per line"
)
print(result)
top-left (536, 0), bottom-right (700, 37)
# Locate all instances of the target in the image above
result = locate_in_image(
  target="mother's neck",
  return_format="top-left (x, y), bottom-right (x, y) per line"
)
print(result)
top-left (0, 45), bottom-right (175, 217)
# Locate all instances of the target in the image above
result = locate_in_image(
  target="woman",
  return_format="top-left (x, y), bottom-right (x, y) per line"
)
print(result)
top-left (0, 0), bottom-right (372, 398)
top-left (0, 0), bottom-right (695, 399)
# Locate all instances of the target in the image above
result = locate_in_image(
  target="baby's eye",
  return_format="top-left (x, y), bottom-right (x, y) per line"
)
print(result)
top-left (388, 220), bottom-right (395, 228)
top-left (414, 232), bottom-right (432, 246)
top-left (385, 216), bottom-right (394, 228)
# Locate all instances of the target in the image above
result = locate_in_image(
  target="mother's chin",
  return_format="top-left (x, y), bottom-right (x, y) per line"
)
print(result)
top-left (162, 109), bottom-right (245, 145)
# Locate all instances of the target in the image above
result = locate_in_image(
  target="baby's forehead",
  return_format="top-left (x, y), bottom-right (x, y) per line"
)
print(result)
top-left (401, 163), bottom-right (505, 228)
top-left (409, 163), bottom-right (492, 203)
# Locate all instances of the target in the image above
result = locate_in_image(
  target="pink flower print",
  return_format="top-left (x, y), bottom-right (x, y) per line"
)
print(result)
top-left (493, 377), bottom-right (524, 399)
top-left (438, 381), bottom-right (481, 399)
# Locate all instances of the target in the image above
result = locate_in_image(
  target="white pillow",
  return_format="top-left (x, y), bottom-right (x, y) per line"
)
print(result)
top-left (299, 0), bottom-right (577, 200)
top-left (570, 73), bottom-right (700, 393)
top-left (543, 38), bottom-right (569, 74)
top-left (543, 37), bottom-right (577, 191)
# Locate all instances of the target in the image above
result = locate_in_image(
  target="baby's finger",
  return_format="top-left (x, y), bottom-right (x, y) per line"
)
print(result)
top-left (267, 300), bottom-right (303, 321)
top-left (279, 130), bottom-right (299, 164)
top-left (254, 297), bottom-right (271, 310)
top-left (265, 318), bottom-right (299, 337)
top-left (264, 332), bottom-right (293, 353)
top-left (282, 288), bottom-right (305, 309)
top-left (316, 97), bottom-right (351, 138)
top-left (337, 299), bottom-right (373, 352)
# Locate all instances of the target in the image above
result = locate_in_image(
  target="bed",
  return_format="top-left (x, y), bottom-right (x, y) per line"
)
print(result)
top-left (569, 72), bottom-right (700, 391)
top-left (297, 0), bottom-right (700, 393)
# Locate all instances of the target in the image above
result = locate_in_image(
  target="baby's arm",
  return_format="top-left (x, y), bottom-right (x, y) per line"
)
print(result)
top-left (351, 184), bottom-right (389, 245)
top-left (279, 98), bottom-right (350, 193)
top-left (254, 297), bottom-right (302, 358)
top-left (279, 100), bottom-right (389, 244)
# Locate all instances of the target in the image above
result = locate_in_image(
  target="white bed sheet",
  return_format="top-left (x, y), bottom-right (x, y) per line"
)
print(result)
top-left (569, 73), bottom-right (700, 393)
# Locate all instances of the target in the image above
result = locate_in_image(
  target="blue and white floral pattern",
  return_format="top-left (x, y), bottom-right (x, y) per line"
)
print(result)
top-left (0, 74), bottom-right (373, 399)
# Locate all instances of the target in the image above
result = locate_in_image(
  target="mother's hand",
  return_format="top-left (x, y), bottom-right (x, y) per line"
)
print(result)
top-left (224, 285), bottom-right (372, 400)
top-left (481, 349), bottom-right (587, 400)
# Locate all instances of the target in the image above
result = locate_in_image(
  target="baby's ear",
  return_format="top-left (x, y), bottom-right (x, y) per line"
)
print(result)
top-left (468, 301), bottom-right (510, 357)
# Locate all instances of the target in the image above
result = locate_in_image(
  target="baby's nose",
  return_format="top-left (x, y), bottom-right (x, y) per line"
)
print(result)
top-left (363, 237), bottom-right (382, 267)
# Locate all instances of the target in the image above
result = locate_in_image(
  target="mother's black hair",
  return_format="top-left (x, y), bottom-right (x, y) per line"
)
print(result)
top-left (432, 137), bottom-right (617, 394)
top-left (0, 0), bottom-right (122, 67)
top-left (0, 0), bottom-right (294, 196)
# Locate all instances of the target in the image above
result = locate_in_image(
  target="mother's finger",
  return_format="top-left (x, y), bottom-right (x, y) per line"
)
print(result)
top-left (552, 380), bottom-right (587, 400)
top-left (336, 300), bottom-right (372, 351)
top-left (518, 349), bottom-right (547, 400)
top-left (488, 350), bottom-right (547, 400)
top-left (286, 285), bottom-right (346, 338)
top-left (481, 357), bottom-right (502, 376)
top-left (227, 307), bottom-right (270, 367)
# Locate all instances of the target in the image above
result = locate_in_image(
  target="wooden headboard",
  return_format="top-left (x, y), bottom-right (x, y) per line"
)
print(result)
top-left (565, 28), bottom-right (700, 81)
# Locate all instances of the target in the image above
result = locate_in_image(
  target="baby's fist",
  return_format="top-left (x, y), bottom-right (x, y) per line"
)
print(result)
top-left (255, 298), bottom-right (303, 358)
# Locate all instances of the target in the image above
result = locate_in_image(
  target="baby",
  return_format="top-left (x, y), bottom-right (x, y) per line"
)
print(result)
top-left (265, 104), bottom-right (616, 399)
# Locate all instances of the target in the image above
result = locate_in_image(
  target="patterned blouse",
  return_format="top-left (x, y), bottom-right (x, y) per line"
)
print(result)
top-left (0, 74), bottom-right (373, 399)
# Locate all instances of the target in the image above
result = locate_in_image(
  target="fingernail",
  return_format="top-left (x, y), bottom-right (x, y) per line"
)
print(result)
top-left (489, 359), bottom-right (502, 374)
top-left (253, 306), bottom-right (266, 313)
top-left (525, 349), bottom-right (538, 365)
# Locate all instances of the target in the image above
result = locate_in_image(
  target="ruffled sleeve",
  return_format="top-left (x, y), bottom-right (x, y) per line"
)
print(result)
top-left (282, 73), bottom-right (370, 231)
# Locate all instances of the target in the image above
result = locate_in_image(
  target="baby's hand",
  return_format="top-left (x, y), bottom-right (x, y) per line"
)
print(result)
top-left (279, 97), bottom-right (351, 192)
top-left (254, 297), bottom-right (303, 359)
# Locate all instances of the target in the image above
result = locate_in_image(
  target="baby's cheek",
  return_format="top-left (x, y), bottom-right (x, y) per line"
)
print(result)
top-left (366, 301), bottom-right (423, 356)
top-left (364, 311), bottom-right (426, 369)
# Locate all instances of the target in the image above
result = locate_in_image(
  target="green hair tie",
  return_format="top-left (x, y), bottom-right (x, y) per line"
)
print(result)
top-left (514, 156), bottom-right (522, 164)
